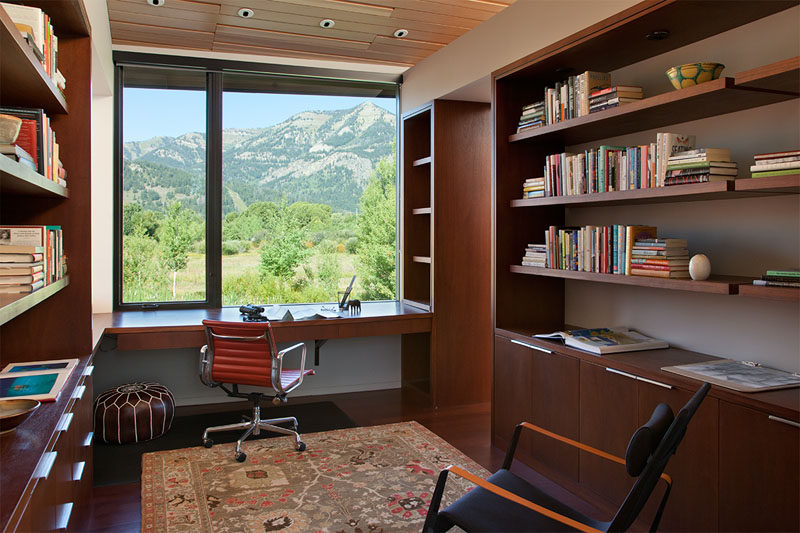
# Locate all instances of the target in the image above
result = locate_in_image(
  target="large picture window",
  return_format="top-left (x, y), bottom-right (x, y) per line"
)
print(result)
top-left (114, 56), bottom-right (399, 309)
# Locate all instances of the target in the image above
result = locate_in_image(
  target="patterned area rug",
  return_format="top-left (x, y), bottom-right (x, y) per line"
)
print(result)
top-left (141, 421), bottom-right (488, 532)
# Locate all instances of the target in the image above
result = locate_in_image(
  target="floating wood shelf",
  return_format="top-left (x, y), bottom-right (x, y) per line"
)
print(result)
top-left (738, 284), bottom-right (800, 302)
top-left (0, 155), bottom-right (68, 198)
top-left (734, 174), bottom-right (800, 194)
top-left (509, 77), bottom-right (797, 146)
top-left (0, 8), bottom-right (67, 115)
top-left (412, 156), bottom-right (432, 167)
top-left (0, 276), bottom-right (69, 327)
top-left (412, 207), bottom-right (432, 215)
top-left (735, 56), bottom-right (800, 94)
top-left (412, 256), bottom-right (432, 264)
top-left (510, 265), bottom-right (750, 295)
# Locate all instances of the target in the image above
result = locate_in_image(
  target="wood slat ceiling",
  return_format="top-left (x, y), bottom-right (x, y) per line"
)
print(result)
top-left (107, 0), bottom-right (516, 67)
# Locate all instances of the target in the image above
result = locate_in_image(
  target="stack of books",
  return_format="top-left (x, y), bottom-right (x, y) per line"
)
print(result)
top-left (750, 150), bottom-right (800, 178)
top-left (629, 238), bottom-right (690, 278)
top-left (588, 85), bottom-right (643, 114)
top-left (0, 3), bottom-right (65, 93)
top-left (540, 71), bottom-right (611, 125)
top-left (521, 244), bottom-right (547, 268)
top-left (0, 144), bottom-right (36, 172)
top-left (0, 249), bottom-right (45, 294)
top-left (665, 148), bottom-right (736, 186)
top-left (517, 102), bottom-right (545, 133)
top-left (0, 225), bottom-right (64, 287)
top-left (753, 269), bottom-right (800, 288)
top-left (0, 106), bottom-right (66, 185)
top-left (522, 177), bottom-right (545, 198)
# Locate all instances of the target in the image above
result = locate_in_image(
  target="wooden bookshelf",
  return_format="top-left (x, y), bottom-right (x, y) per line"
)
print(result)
top-left (0, 7), bottom-right (67, 115)
top-left (734, 174), bottom-right (800, 194)
top-left (0, 276), bottom-right (69, 326)
top-left (738, 284), bottom-right (800, 301)
top-left (412, 207), bottom-right (431, 215)
top-left (0, 154), bottom-right (68, 197)
top-left (412, 156), bottom-right (431, 166)
top-left (734, 56), bottom-right (800, 93)
top-left (510, 265), bottom-right (749, 295)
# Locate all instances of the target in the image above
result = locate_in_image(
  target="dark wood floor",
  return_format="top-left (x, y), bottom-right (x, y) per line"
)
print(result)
top-left (75, 388), bottom-right (600, 532)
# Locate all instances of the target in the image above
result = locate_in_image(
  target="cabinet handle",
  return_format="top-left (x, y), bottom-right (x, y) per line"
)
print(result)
top-left (72, 385), bottom-right (86, 400)
top-left (83, 431), bottom-right (94, 447)
top-left (73, 461), bottom-right (86, 482)
top-left (82, 365), bottom-right (94, 376)
top-left (56, 412), bottom-right (73, 433)
top-left (33, 451), bottom-right (57, 480)
top-left (55, 502), bottom-right (73, 531)
top-left (510, 339), bottom-right (552, 354)
top-left (606, 367), bottom-right (673, 389)
top-left (768, 415), bottom-right (800, 429)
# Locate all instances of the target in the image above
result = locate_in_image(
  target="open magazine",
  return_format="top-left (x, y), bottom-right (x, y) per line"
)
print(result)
top-left (533, 328), bottom-right (668, 355)
top-left (265, 305), bottom-right (341, 321)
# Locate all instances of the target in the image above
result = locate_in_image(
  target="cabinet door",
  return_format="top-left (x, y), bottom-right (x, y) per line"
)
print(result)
top-left (16, 455), bottom-right (57, 532)
top-left (72, 374), bottom-right (93, 527)
top-left (579, 362), bottom-right (637, 505)
top-left (53, 410), bottom-right (76, 531)
top-left (492, 335), bottom-right (532, 451)
top-left (719, 401), bottom-right (800, 532)
top-left (638, 381), bottom-right (718, 532)
top-left (529, 346), bottom-right (579, 483)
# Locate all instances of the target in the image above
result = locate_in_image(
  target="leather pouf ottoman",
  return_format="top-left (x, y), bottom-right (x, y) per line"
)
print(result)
top-left (94, 382), bottom-right (175, 444)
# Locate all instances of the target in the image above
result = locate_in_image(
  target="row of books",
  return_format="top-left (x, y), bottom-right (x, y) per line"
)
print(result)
top-left (525, 224), bottom-right (689, 278)
top-left (1, 2), bottom-right (65, 92)
top-left (0, 106), bottom-right (66, 186)
top-left (750, 150), bottom-right (800, 178)
top-left (516, 71), bottom-right (611, 132)
top-left (0, 225), bottom-right (65, 294)
top-left (664, 148), bottom-right (737, 185)
top-left (752, 269), bottom-right (800, 288)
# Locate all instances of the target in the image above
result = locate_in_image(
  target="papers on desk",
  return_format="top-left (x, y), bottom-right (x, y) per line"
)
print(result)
top-left (265, 305), bottom-right (342, 321)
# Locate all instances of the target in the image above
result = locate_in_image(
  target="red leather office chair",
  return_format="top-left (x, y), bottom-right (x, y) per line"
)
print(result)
top-left (199, 319), bottom-right (315, 462)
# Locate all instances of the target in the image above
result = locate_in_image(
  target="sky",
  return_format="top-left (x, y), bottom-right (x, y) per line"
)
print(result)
top-left (123, 88), bottom-right (397, 142)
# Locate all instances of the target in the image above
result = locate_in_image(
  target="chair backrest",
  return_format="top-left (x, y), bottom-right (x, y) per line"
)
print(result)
top-left (202, 319), bottom-right (279, 388)
top-left (608, 382), bottom-right (711, 532)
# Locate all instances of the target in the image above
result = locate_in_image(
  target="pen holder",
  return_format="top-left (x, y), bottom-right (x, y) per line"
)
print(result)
top-left (337, 291), bottom-right (350, 310)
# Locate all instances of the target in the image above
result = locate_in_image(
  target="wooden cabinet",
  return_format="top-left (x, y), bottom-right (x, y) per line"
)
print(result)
top-left (719, 401), bottom-right (800, 532)
top-left (401, 100), bottom-right (492, 408)
top-left (492, 335), bottom-right (532, 450)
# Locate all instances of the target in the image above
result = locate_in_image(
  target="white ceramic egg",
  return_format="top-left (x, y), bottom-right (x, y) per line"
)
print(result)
top-left (689, 254), bottom-right (711, 281)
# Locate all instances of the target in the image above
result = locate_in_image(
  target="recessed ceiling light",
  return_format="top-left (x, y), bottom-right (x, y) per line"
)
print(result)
top-left (320, 19), bottom-right (335, 28)
top-left (146, 0), bottom-right (165, 6)
top-left (646, 30), bottom-right (670, 41)
top-left (238, 8), bottom-right (255, 18)
top-left (393, 29), bottom-right (409, 38)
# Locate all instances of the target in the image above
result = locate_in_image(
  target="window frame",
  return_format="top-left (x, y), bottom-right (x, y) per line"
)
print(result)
top-left (112, 53), bottom-right (401, 311)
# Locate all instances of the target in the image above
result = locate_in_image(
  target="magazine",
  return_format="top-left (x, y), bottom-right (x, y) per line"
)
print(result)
top-left (533, 328), bottom-right (668, 355)
top-left (662, 359), bottom-right (800, 393)
top-left (0, 358), bottom-right (78, 401)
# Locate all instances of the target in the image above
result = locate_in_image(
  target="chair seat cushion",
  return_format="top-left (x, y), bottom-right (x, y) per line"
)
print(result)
top-left (439, 469), bottom-right (609, 532)
top-left (94, 382), bottom-right (175, 444)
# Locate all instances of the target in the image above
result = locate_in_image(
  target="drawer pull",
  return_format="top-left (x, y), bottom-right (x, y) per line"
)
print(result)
top-left (55, 502), bottom-right (73, 531)
top-left (73, 461), bottom-right (86, 482)
top-left (83, 365), bottom-right (94, 376)
top-left (72, 385), bottom-right (86, 400)
top-left (768, 415), bottom-right (800, 429)
top-left (511, 339), bottom-right (552, 354)
top-left (606, 368), bottom-right (673, 389)
top-left (56, 412), bottom-right (73, 433)
top-left (33, 451), bottom-right (57, 480)
top-left (83, 431), bottom-right (94, 447)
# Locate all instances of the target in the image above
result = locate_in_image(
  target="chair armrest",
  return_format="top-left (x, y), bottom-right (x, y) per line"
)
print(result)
top-left (272, 342), bottom-right (308, 395)
top-left (444, 465), bottom-right (604, 533)
top-left (277, 342), bottom-right (305, 359)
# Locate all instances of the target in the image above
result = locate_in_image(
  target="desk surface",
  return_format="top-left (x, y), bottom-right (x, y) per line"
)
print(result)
top-left (92, 301), bottom-right (433, 351)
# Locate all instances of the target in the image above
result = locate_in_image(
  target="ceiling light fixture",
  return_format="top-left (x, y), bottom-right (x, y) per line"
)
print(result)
top-left (393, 29), bottom-right (409, 38)
top-left (320, 19), bottom-right (335, 28)
top-left (146, 0), bottom-right (165, 6)
top-left (237, 8), bottom-right (255, 18)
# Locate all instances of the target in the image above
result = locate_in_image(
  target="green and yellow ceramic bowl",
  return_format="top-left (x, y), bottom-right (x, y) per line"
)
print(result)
top-left (666, 62), bottom-right (725, 89)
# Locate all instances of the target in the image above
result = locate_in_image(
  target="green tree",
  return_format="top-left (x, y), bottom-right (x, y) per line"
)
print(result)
top-left (316, 240), bottom-right (342, 298)
top-left (356, 155), bottom-right (396, 299)
top-left (259, 210), bottom-right (309, 282)
top-left (122, 202), bottom-right (162, 237)
top-left (122, 227), bottom-right (169, 301)
top-left (159, 202), bottom-right (194, 299)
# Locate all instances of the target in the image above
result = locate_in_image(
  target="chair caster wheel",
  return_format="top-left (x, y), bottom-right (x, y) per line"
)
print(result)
top-left (235, 452), bottom-right (247, 462)
top-left (202, 438), bottom-right (213, 448)
top-left (296, 441), bottom-right (306, 452)
top-left (272, 396), bottom-right (281, 406)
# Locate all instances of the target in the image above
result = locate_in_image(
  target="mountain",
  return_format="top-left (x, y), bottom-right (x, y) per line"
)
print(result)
top-left (123, 102), bottom-right (396, 215)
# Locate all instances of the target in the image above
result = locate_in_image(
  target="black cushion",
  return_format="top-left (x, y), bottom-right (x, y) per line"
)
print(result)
top-left (625, 402), bottom-right (674, 476)
top-left (438, 469), bottom-right (608, 532)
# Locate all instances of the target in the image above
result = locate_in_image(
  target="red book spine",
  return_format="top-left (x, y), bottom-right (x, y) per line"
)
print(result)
top-left (14, 119), bottom-right (39, 169)
top-left (631, 264), bottom-right (675, 271)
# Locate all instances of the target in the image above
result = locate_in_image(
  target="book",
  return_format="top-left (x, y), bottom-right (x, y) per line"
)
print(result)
top-left (657, 133), bottom-right (696, 187)
top-left (265, 305), bottom-right (341, 321)
top-left (629, 268), bottom-right (690, 278)
top-left (666, 167), bottom-right (738, 176)
top-left (765, 269), bottom-right (800, 277)
top-left (751, 169), bottom-right (800, 178)
top-left (750, 161), bottom-right (800, 171)
top-left (754, 150), bottom-right (800, 160)
top-left (634, 238), bottom-right (688, 247)
top-left (625, 225), bottom-right (657, 275)
top-left (0, 252), bottom-right (43, 263)
top-left (1, 3), bottom-right (44, 56)
top-left (0, 262), bottom-right (43, 275)
top-left (752, 279), bottom-right (800, 288)
top-left (0, 106), bottom-right (45, 174)
top-left (666, 161), bottom-right (737, 170)
top-left (0, 280), bottom-right (44, 293)
top-left (662, 359), bottom-right (800, 393)
top-left (0, 144), bottom-right (35, 163)
top-left (669, 148), bottom-right (731, 162)
top-left (589, 85), bottom-right (643, 97)
top-left (664, 175), bottom-right (734, 185)
top-left (533, 327), bottom-right (668, 355)
top-left (0, 272), bottom-right (44, 285)
top-left (0, 358), bottom-right (79, 402)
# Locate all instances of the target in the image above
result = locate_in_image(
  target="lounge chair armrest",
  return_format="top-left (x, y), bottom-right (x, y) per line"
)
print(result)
top-left (277, 342), bottom-right (305, 360)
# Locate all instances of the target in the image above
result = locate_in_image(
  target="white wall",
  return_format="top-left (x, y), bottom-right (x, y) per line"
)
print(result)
top-left (400, 0), bottom-right (639, 112)
top-left (93, 336), bottom-right (401, 406)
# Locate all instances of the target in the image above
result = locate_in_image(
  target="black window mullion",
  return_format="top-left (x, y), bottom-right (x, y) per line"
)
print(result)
top-left (112, 65), bottom-right (124, 309)
top-left (206, 72), bottom-right (223, 308)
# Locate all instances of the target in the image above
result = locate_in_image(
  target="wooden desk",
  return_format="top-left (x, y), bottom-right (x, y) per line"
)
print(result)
top-left (92, 302), bottom-right (433, 356)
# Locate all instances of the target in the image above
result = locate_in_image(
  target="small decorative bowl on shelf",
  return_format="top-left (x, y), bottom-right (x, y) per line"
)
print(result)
top-left (666, 62), bottom-right (725, 89)
top-left (0, 114), bottom-right (22, 144)
top-left (0, 399), bottom-right (40, 434)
